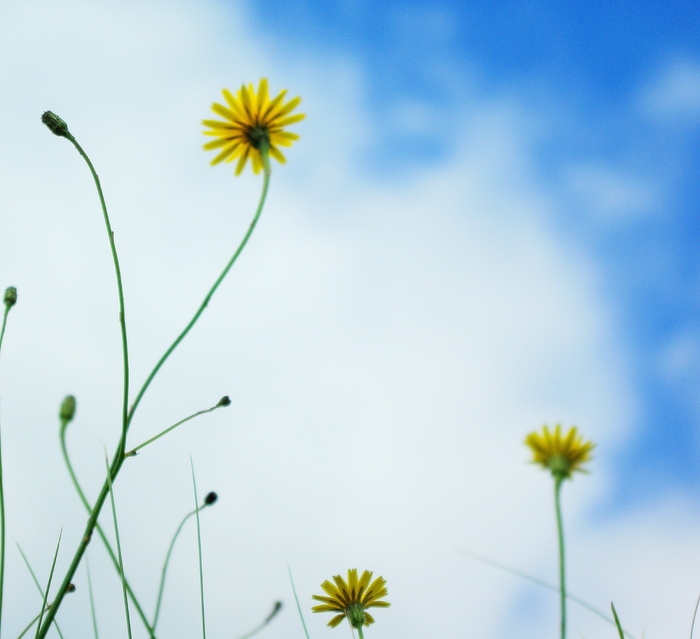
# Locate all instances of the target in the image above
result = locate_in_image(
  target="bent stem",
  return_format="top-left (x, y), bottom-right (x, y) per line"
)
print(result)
top-left (37, 129), bottom-right (131, 639)
top-left (554, 477), bottom-right (566, 639)
top-left (126, 150), bottom-right (271, 424)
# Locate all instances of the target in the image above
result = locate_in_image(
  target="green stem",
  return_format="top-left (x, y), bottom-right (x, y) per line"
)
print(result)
top-left (60, 424), bottom-right (155, 637)
top-left (37, 130), bottom-right (131, 639)
top-left (356, 625), bottom-right (365, 639)
top-left (128, 400), bottom-right (229, 456)
top-left (0, 303), bottom-right (11, 633)
top-left (191, 459), bottom-right (206, 639)
top-left (126, 151), bottom-right (271, 426)
top-left (554, 477), bottom-right (566, 639)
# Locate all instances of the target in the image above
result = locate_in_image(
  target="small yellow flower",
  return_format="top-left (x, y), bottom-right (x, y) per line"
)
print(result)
top-left (202, 78), bottom-right (304, 175)
top-left (312, 569), bottom-right (390, 629)
top-left (525, 424), bottom-right (595, 480)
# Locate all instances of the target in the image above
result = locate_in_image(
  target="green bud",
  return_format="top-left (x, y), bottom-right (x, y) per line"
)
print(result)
top-left (41, 111), bottom-right (70, 138)
top-left (204, 491), bottom-right (218, 505)
top-left (217, 395), bottom-right (231, 407)
top-left (3, 286), bottom-right (17, 309)
top-left (59, 395), bottom-right (77, 423)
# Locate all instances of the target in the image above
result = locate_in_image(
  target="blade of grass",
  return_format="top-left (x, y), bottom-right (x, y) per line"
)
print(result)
top-left (34, 530), bottom-right (63, 639)
top-left (457, 549), bottom-right (637, 639)
top-left (104, 451), bottom-right (132, 639)
top-left (611, 602), bottom-right (625, 639)
top-left (15, 544), bottom-right (66, 639)
top-left (288, 566), bottom-right (310, 639)
top-left (86, 558), bottom-right (100, 639)
top-left (190, 458), bottom-right (206, 639)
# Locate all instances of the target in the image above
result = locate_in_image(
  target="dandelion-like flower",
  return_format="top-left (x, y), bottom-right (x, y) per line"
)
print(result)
top-left (202, 78), bottom-right (304, 175)
top-left (312, 569), bottom-right (390, 630)
top-left (525, 424), bottom-right (595, 480)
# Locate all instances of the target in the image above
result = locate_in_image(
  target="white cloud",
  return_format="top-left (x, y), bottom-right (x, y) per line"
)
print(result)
top-left (0, 1), bottom-right (696, 638)
top-left (641, 57), bottom-right (700, 125)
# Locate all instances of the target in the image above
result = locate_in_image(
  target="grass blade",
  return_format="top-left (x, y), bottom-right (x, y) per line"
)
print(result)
top-left (288, 566), bottom-right (310, 639)
top-left (190, 457), bottom-right (206, 639)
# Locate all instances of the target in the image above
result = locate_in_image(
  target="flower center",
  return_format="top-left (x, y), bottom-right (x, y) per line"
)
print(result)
top-left (246, 124), bottom-right (270, 152)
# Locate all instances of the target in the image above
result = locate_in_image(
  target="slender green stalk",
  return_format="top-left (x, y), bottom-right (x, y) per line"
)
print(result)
top-left (104, 452), bottom-right (132, 639)
top-left (37, 126), bottom-right (132, 638)
top-left (35, 530), bottom-right (62, 639)
top-left (356, 626), bottom-right (365, 639)
top-left (128, 398), bottom-right (230, 456)
top-left (0, 304), bottom-right (11, 632)
top-left (611, 603), bottom-right (625, 639)
top-left (15, 544), bottom-right (65, 639)
top-left (126, 151), bottom-right (271, 425)
top-left (153, 497), bottom-right (215, 629)
top-left (191, 459), bottom-right (206, 639)
top-left (86, 559), bottom-right (100, 639)
top-left (554, 477), bottom-right (566, 639)
top-left (38, 124), bottom-right (270, 638)
top-left (288, 566), bottom-right (311, 639)
top-left (60, 417), bottom-right (155, 637)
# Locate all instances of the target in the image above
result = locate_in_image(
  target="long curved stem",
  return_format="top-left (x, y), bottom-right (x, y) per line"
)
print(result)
top-left (127, 157), bottom-right (271, 425)
top-left (36, 132), bottom-right (131, 639)
top-left (0, 303), bottom-right (11, 632)
top-left (37, 142), bottom-right (271, 637)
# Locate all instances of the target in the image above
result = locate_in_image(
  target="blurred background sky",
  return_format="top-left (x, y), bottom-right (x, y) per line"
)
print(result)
top-left (1, 0), bottom-right (700, 637)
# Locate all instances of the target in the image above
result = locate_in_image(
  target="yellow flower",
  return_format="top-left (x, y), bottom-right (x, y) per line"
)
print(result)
top-left (525, 424), bottom-right (595, 480)
top-left (202, 78), bottom-right (305, 175)
top-left (312, 569), bottom-right (390, 629)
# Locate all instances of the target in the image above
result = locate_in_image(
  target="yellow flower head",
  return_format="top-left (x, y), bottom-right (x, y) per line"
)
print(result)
top-left (525, 424), bottom-right (595, 480)
top-left (202, 78), bottom-right (305, 175)
top-left (312, 569), bottom-right (390, 629)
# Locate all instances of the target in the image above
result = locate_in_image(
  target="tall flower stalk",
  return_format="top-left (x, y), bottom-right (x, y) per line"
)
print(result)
top-left (36, 79), bottom-right (303, 637)
top-left (525, 424), bottom-right (595, 639)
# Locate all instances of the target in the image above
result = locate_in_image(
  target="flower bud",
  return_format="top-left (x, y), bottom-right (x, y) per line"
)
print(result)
top-left (59, 395), bottom-right (77, 423)
top-left (204, 491), bottom-right (218, 505)
top-left (41, 111), bottom-right (70, 138)
top-left (217, 395), bottom-right (231, 407)
top-left (3, 286), bottom-right (17, 309)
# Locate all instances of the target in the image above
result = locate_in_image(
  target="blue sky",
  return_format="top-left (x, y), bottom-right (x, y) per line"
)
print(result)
top-left (3, 0), bottom-right (700, 637)
top-left (248, 0), bottom-right (700, 505)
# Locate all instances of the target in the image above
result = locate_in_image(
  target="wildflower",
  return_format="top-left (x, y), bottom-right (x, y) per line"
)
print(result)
top-left (312, 569), bottom-right (390, 632)
top-left (202, 78), bottom-right (304, 175)
top-left (525, 424), bottom-right (594, 481)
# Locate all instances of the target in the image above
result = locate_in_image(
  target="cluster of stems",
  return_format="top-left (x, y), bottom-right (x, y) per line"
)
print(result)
top-left (1, 112), bottom-right (273, 638)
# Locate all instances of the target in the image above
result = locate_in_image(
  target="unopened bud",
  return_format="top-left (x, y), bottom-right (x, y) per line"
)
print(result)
top-left (217, 395), bottom-right (231, 407)
top-left (204, 491), bottom-right (218, 506)
top-left (3, 287), bottom-right (17, 309)
top-left (59, 395), bottom-right (76, 423)
top-left (67, 583), bottom-right (76, 593)
top-left (41, 111), bottom-right (70, 138)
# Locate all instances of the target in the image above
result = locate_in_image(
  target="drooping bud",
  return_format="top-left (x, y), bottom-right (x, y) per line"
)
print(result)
top-left (41, 111), bottom-right (70, 138)
top-left (204, 491), bottom-right (218, 506)
top-left (217, 395), bottom-right (231, 407)
top-left (3, 286), bottom-right (17, 309)
top-left (59, 395), bottom-right (77, 423)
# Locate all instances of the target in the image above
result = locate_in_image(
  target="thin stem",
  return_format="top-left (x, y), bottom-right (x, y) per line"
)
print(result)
top-left (287, 566), bottom-right (310, 639)
top-left (128, 400), bottom-right (229, 456)
top-left (126, 151), bottom-right (271, 426)
top-left (60, 421), bottom-right (155, 637)
top-left (554, 477), bottom-right (566, 639)
top-left (356, 626), bottom-right (365, 639)
top-left (190, 459), bottom-right (206, 639)
top-left (0, 303), bottom-right (11, 632)
top-left (37, 129), bottom-right (131, 638)
top-left (104, 452), bottom-right (132, 639)
top-left (153, 499), bottom-right (212, 628)
top-left (86, 559), bottom-right (100, 639)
